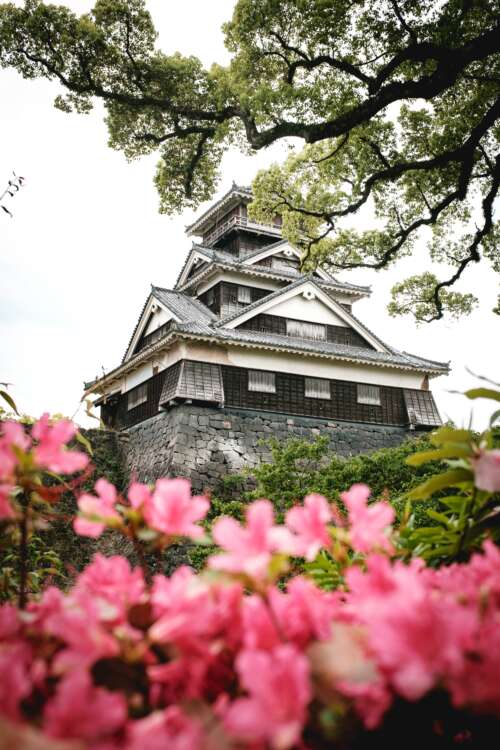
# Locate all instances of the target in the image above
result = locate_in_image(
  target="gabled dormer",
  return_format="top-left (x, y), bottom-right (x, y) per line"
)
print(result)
top-left (219, 278), bottom-right (387, 353)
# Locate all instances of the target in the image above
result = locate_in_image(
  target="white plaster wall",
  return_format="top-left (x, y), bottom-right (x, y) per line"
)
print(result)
top-left (113, 341), bottom-right (425, 395)
top-left (168, 343), bottom-right (425, 388)
top-left (144, 308), bottom-right (172, 334)
top-left (226, 348), bottom-right (424, 388)
top-left (123, 362), bottom-right (153, 391)
top-left (268, 295), bottom-right (348, 325)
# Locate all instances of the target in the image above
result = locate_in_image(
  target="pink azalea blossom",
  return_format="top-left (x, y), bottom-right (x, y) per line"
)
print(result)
top-left (32, 413), bottom-right (89, 474)
top-left (0, 421), bottom-right (30, 477)
top-left (74, 554), bottom-right (145, 623)
top-left (285, 493), bottom-right (333, 560)
top-left (225, 645), bottom-right (311, 749)
top-left (126, 707), bottom-right (202, 750)
top-left (346, 555), bottom-right (476, 701)
top-left (0, 482), bottom-right (15, 519)
top-left (128, 481), bottom-right (152, 509)
top-left (43, 670), bottom-right (127, 741)
top-left (0, 604), bottom-right (20, 640)
top-left (0, 643), bottom-right (33, 721)
top-left (143, 478), bottom-right (208, 539)
top-left (341, 483), bottom-right (395, 554)
top-left (74, 478), bottom-right (120, 538)
top-left (209, 500), bottom-right (295, 579)
top-left (471, 449), bottom-right (500, 492)
top-left (269, 576), bottom-right (340, 647)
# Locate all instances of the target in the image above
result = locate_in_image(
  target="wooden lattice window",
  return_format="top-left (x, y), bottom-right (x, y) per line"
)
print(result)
top-left (237, 286), bottom-right (252, 304)
top-left (286, 320), bottom-right (326, 341)
top-left (404, 390), bottom-right (441, 426)
top-left (248, 370), bottom-right (276, 393)
top-left (357, 384), bottom-right (381, 406)
top-left (127, 382), bottom-right (148, 410)
top-left (305, 377), bottom-right (331, 399)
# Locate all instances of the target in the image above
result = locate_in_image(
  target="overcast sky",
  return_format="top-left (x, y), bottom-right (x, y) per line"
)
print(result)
top-left (0, 0), bottom-right (498, 431)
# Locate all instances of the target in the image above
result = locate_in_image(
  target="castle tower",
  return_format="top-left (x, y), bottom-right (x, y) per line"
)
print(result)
top-left (84, 184), bottom-right (449, 489)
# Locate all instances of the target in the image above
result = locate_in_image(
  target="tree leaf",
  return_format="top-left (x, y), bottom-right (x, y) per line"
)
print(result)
top-left (406, 445), bottom-right (471, 466)
top-left (408, 468), bottom-right (473, 500)
top-left (0, 389), bottom-right (19, 415)
top-left (464, 388), bottom-right (500, 403)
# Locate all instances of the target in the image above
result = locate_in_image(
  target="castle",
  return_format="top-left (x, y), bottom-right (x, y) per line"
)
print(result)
top-left (84, 184), bottom-right (449, 489)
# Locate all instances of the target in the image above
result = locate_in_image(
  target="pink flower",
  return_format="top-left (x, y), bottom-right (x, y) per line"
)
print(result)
top-left (43, 670), bottom-right (127, 741)
top-left (0, 421), bottom-right (30, 477)
top-left (128, 481), bottom-right (152, 509)
top-left (346, 555), bottom-right (476, 701)
top-left (144, 478), bottom-right (208, 539)
top-left (74, 478), bottom-right (120, 538)
top-left (285, 493), bottom-right (333, 560)
top-left (225, 645), bottom-right (311, 749)
top-left (341, 484), bottom-right (394, 554)
top-left (0, 482), bottom-right (15, 519)
top-left (0, 604), bottom-right (20, 640)
top-left (269, 576), bottom-right (340, 647)
top-left (209, 500), bottom-right (294, 580)
top-left (32, 413), bottom-right (89, 474)
top-left (126, 707), bottom-right (202, 750)
top-left (0, 642), bottom-right (33, 720)
top-left (471, 449), bottom-right (500, 492)
top-left (74, 554), bottom-right (145, 623)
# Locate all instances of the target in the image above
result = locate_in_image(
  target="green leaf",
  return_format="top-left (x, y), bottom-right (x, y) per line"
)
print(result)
top-left (490, 409), bottom-right (500, 427)
top-left (440, 496), bottom-right (468, 512)
top-left (464, 388), bottom-right (500, 403)
top-left (406, 444), bottom-right (471, 466)
top-left (0, 389), bottom-right (19, 415)
top-left (136, 528), bottom-right (158, 542)
top-left (75, 430), bottom-right (93, 456)
top-left (430, 427), bottom-right (473, 446)
top-left (408, 468), bottom-right (473, 500)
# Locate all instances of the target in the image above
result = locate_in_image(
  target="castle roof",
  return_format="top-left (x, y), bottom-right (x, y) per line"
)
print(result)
top-left (87, 279), bottom-right (449, 395)
top-left (175, 242), bottom-right (371, 298)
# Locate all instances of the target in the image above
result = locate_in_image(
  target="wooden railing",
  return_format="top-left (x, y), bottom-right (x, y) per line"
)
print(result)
top-left (203, 215), bottom-right (282, 246)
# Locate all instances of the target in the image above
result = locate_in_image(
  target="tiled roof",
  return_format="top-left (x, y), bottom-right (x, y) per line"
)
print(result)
top-left (151, 286), bottom-right (217, 324)
top-left (177, 244), bottom-right (370, 296)
top-left (99, 277), bottom-right (448, 393)
top-left (205, 327), bottom-right (449, 372)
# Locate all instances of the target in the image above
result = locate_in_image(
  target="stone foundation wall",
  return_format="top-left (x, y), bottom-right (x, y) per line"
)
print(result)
top-left (122, 405), bottom-right (413, 491)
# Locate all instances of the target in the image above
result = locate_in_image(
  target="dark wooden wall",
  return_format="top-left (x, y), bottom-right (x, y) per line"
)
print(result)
top-left (221, 366), bottom-right (406, 424)
top-left (102, 360), bottom-right (420, 430)
top-left (238, 313), bottom-right (374, 349)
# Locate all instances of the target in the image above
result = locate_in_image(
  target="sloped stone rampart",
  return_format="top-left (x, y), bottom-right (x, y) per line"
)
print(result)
top-left (121, 405), bottom-right (413, 491)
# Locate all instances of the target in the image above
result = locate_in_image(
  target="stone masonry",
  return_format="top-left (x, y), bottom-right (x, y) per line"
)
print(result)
top-left (121, 405), bottom-right (413, 491)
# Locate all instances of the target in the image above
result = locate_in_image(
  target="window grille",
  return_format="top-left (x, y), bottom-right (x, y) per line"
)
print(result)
top-left (286, 319), bottom-right (326, 340)
top-left (305, 377), bottom-right (331, 399)
top-left (248, 370), bottom-right (276, 393)
top-left (127, 382), bottom-right (148, 410)
top-left (206, 287), bottom-right (215, 305)
top-left (357, 384), bottom-right (381, 405)
top-left (404, 390), bottom-right (441, 427)
top-left (237, 286), bottom-right (252, 304)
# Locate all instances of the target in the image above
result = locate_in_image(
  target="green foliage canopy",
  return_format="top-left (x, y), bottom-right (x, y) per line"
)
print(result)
top-left (0, 0), bottom-right (499, 320)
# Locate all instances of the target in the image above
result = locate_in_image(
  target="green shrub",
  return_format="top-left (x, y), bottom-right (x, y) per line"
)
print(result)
top-left (214, 434), bottom-right (444, 524)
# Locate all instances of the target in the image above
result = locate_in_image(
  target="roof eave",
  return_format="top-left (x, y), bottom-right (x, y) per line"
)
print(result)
top-left (177, 261), bottom-right (370, 298)
top-left (85, 327), bottom-right (448, 398)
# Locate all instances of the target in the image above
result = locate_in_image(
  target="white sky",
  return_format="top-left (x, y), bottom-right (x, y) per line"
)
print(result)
top-left (0, 0), bottom-right (498, 431)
